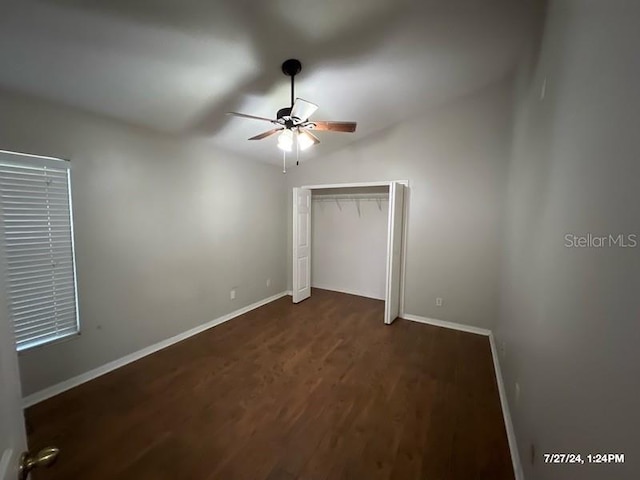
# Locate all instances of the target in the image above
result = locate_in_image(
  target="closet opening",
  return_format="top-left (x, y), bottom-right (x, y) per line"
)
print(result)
top-left (292, 181), bottom-right (407, 324)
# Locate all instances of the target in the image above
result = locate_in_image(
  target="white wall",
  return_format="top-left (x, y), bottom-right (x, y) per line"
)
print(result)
top-left (496, 1), bottom-right (640, 479)
top-left (0, 89), bottom-right (287, 396)
top-left (311, 189), bottom-right (389, 300)
top-left (287, 80), bottom-right (513, 329)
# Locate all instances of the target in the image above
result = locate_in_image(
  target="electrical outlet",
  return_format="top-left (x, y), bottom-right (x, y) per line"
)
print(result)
top-left (436, 297), bottom-right (443, 307)
top-left (500, 340), bottom-right (506, 358)
top-left (266, 278), bottom-right (271, 287)
top-left (230, 288), bottom-right (236, 300)
top-left (540, 77), bottom-right (547, 100)
top-left (515, 382), bottom-right (521, 404)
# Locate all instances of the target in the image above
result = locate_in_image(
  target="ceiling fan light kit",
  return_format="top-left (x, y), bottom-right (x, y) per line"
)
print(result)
top-left (297, 130), bottom-right (317, 151)
top-left (277, 129), bottom-right (294, 152)
top-left (227, 59), bottom-right (357, 172)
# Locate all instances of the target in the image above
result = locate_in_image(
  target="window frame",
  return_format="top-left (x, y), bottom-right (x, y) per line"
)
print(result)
top-left (0, 150), bottom-right (81, 352)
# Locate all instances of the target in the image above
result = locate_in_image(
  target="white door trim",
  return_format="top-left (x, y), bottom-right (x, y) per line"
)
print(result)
top-left (300, 180), bottom-right (409, 190)
top-left (0, 204), bottom-right (28, 480)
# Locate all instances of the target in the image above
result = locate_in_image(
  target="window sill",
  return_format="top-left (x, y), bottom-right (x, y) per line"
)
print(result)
top-left (17, 331), bottom-right (81, 355)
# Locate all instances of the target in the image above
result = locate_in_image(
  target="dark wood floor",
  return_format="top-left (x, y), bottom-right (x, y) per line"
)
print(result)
top-left (26, 289), bottom-right (513, 480)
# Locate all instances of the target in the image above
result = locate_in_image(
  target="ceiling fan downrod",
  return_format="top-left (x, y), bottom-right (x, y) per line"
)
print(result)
top-left (281, 59), bottom-right (302, 108)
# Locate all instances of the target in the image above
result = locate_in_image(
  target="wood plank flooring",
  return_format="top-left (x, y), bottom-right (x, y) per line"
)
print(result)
top-left (26, 289), bottom-right (514, 480)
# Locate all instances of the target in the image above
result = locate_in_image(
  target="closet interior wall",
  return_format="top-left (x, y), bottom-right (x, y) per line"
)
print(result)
top-left (311, 187), bottom-right (389, 300)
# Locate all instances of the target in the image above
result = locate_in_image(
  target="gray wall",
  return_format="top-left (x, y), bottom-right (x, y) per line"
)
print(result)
top-left (0, 90), bottom-right (287, 396)
top-left (287, 81), bottom-right (513, 329)
top-left (311, 188), bottom-right (389, 300)
top-left (496, 1), bottom-right (640, 478)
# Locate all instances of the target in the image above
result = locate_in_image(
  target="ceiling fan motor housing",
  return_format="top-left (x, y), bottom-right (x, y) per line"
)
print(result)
top-left (277, 107), bottom-right (292, 119)
top-left (277, 107), bottom-right (296, 129)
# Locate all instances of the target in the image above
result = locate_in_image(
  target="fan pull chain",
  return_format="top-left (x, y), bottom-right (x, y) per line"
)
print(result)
top-left (282, 150), bottom-right (286, 174)
top-left (296, 129), bottom-right (300, 166)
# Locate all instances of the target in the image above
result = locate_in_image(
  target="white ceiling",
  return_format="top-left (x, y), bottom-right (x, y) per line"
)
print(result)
top-left (0, 0), bottom-right (538, 164)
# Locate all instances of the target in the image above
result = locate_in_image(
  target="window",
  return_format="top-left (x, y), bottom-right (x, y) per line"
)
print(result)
top-left (0, 150), bottom-right (80, 351)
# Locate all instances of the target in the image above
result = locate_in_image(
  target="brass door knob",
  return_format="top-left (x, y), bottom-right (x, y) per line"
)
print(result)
top-left (18, 447), bottom-right (60, 480)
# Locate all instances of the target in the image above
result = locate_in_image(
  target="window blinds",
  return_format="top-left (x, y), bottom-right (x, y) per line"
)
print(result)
top-left (0, 153), bottom-right (79, 351)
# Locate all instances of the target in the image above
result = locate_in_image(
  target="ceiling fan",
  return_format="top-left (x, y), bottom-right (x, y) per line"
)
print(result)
top-left (227, 59), bottom-right (357, 155)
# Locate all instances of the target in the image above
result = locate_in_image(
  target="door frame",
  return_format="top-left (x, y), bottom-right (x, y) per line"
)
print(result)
top-left (0, 196), bottom-right (28, 480)
top-left (298, 180), bottom-right (409, 318)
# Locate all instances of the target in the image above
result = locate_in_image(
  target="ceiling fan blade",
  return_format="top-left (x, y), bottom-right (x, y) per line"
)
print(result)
top-left (308, 121), bottom-right (357, 133)
top-left (290, 98), bottom-right (318, 123)
top-left (227, 112), bottom-right (277, 124)
top-left (248, 128), bottom-right (282, 140)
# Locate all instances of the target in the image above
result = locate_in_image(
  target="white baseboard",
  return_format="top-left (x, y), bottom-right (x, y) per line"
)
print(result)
top-left (400, 313), bottom-right (522, 478)
top-left (22, 291), bottom-right (289, 408)
top-left (489, 333), bottom-right (523, 480)
top-left (400, 313), bottom-right (492, 336)
top-left (311, 284), bottom-right (384, 301)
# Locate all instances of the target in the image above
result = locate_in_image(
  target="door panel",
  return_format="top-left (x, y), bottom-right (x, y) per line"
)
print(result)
top-left (0, 269), bottom-right (28, 480)
top-left (292, 188), bottom-right (311, 303)
top-left (297, 258), bottom-right (308, 291)
top-left (384, 183), bottom-right (405, 324)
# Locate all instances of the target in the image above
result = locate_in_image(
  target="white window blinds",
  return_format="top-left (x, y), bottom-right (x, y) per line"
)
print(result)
top-left (0, 151), bottom-right (79, 351)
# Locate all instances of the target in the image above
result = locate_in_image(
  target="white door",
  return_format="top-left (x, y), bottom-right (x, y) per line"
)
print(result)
top-left (0, 275), bottom-right (27, 480)
top-left (384, 182), bottom-right (405, 324)
top-left (292, 188), bottom-right (311, 303)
